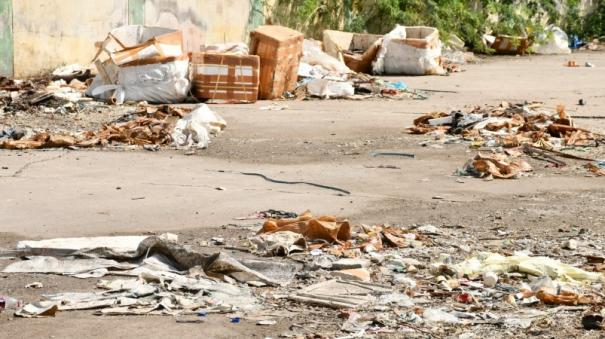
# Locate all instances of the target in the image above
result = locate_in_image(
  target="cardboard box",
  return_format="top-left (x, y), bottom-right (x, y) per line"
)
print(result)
top-left (323, 30), bottom-right (382, 74)
top-left (491, 35), bottom-right (531, 55)
top-left (250, 25), bottom-right (303, 100)
top-left (191, 53), bottom-right (260, 103)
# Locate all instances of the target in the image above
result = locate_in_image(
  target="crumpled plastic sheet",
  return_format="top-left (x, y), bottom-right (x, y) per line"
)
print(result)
top-left (461, 152), bottom-right (533, 179)
top-left (258, 210), bottom-right (352, 244)
top-left (250, 231), bottom-right (308, 256)
top-left (449, 252), bottom-right (604, 284)
top-left (171, 104), bottom-right (226, 149)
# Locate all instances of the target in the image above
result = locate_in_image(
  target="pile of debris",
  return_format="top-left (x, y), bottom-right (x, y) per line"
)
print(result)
top-left (3, 211), bottom-right (605, 336)
top-left (409, 102), bottom-right (605, 179)
top-left (0, 104), bottom-right (225, 150)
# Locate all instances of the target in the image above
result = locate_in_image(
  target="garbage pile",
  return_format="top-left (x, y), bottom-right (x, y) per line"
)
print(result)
top-left (0, 103), bottom-right (225, 150)
top-left (3, 211), bottom-right (605, 336)
top-left (409, 102), bottom-right (605, 179)
top-left (294, 25), bottom-right (463, 100)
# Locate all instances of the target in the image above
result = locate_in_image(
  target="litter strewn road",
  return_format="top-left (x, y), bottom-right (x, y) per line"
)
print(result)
top-left (2, 52), bottom-right (605, 338)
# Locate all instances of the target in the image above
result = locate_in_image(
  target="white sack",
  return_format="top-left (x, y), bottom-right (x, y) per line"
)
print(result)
top-left (306, 79), bottom-right (354, 99)
top-left (172, 104), bottom-right (227, 149)
top-left (534, 26), bottom-right (571, 55)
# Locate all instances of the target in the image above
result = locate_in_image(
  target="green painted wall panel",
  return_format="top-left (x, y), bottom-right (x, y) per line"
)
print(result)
top-left (129, 0), bottom-right (145, 25)
top-left (0, 0), bottom-right (13, 77)
top-left (247, 0), bottom-right (264, 33)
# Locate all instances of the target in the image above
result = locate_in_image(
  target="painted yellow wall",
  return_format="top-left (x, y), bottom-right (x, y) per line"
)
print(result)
top-left (144, 0), bottom-right (252, 52)
top-left (12, 0), bottom-right (127, 77)
top-left (12, 0), bottom-right (255, 77)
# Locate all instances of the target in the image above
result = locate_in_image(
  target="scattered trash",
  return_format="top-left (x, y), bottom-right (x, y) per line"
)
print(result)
top-left (410, 102), bottom-right (605, 178)
top-left (0, 104), bottom-right (225, 151)
top-left (534, 26), bottom-right (571, 55)
top-left (258, 211), bottom-right (351, 244)
top-left (257, 319), bottom-right (277, 326)
top-left (15, 301), bottom-right (58, 318)
top-left (25, 282), bottom-right (44, 289)
top-left (306, 79), bottom-right (355, 99)
top-left (171, 104), bottom-right (227, 149)
top-left (289, 279), bottom-right (391, 309)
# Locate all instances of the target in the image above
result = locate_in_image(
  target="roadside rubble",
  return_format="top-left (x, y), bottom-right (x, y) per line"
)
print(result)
top-left (0, 103), bottom-right (225, 150)
top-left (409, 102), bottom-right (605, 179)
top-left (3, 211), bottom-right (605, 337)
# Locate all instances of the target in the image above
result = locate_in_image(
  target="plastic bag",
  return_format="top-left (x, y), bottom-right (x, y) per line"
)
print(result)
top-left (171, 104), bottom-right (227, 149)
top-left (90, 59), bottom-right (190, 104)
top-left (534, 26), bottom-right (571, 55)
top-left (306, 79), bottom-right (354, 99)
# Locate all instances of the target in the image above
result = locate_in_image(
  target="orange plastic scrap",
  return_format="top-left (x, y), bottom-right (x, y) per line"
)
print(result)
top-left (408, 112), bottom-right (451, 135)
top-left (585, 163), bottom-right (605, 177)
top-left (413, 112), bottom-right (449, 126)
top-left (258, 211), bottom-right (351, 244)
top-left (536, 290), bottom-right (598, 305)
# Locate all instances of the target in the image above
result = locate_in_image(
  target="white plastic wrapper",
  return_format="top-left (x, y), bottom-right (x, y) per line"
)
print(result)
top-left (534, 26), bottom-right (571, 55)
top-left (171, 104), bottom-right (227, 149)
top-left (306, 79), bottom-right (354, 99)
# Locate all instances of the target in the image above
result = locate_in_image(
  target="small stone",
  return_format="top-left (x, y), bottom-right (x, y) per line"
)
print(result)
top-left (331, 268), bottom-right (371, 282)
top-left (417, 225), bottom-right (439, 234)
top-left (394, 274), bottom-right (417, 289)
top-left (406, 265), bottom-right (418, 274)
top-left (565, 239), bottom-right (578, 250)
top-left (369, 252), bottom-right (384, 264)
top-left (483, 271), bottom-right (498, 287)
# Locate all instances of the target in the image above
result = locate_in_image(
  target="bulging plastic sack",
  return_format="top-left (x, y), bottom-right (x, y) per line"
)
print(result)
top-left (534, 26), bottom-right (571, 55)
top-left (90, 59), bottom-right (190, 104)
top-left (171, 104), bottom-right (227, 149)
top-left (306, 79), bottom-right (354, 99)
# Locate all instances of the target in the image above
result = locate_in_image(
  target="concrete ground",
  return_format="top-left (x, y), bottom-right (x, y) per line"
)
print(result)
top-left (1, 51), bottom-right (605, 338)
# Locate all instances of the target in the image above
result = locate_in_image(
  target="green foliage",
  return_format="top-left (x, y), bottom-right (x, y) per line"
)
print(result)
top-left (275, 0), bottom-right (605, 52)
